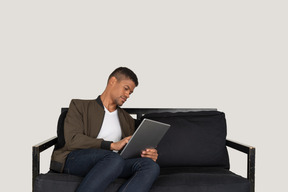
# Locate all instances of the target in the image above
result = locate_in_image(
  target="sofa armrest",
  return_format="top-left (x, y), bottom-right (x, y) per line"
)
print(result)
top-left (32, 136), bottom-right (58, 190)
top-left (226, 139), bottom-right (255, 192)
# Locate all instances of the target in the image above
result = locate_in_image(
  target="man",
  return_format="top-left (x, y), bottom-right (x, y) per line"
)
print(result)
top-left (50, 67), bottom-right (160, 192)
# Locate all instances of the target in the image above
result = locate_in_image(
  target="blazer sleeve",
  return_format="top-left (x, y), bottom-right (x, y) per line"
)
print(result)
top-left (64, 99), bottom-right (110, 150)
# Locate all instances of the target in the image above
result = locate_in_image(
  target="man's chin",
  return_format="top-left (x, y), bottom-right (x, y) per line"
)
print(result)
top-left (117, 101), bottom-right (125, 106)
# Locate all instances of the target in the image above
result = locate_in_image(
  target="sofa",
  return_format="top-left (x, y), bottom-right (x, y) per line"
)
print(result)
top-left (33, 108), bottom-right (255, 192)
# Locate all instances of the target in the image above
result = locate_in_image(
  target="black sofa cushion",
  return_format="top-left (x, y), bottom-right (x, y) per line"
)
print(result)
top-left (34, 173), bottom-right (82, 192)
top-left (54, 110), bottom-right (68, 150)
top-left (108, 167), bottom-right (250, 192)
top-left (34, 167), bottom-right (250, 192)
top-left (142, 111), bottom-right (230, 169)
top-left (150, 167), bottom-right (250, 192)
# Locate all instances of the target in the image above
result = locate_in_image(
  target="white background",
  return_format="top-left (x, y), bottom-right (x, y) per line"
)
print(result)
top-left (1, 1), bottom-right (287, 191)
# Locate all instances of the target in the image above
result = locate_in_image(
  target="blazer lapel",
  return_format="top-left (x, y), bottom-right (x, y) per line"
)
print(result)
top-left (89, 99), bottom-right (105, 138)
top-left (118, 109), bottom-right (130, 138)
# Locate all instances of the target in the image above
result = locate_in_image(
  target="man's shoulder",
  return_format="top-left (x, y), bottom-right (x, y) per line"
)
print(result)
top-left (70, 99), bottom-right (96, 104)
top-left (69, 99), bottom-right (100, 109)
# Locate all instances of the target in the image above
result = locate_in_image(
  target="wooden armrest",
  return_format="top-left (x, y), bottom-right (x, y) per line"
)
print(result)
top-left (226, 139), bottom-right (254, 153)
top-left (32, 136), bottom-right (58, 190)
top-left (33, 136), bottom-right (58, 152)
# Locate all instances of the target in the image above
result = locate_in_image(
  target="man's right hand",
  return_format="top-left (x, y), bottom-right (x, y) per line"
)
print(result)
top-left (110, 136), bottom-right (132, 151)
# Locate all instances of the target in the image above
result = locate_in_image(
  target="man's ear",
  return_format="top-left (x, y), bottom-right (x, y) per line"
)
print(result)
top-left (109, 76), bottom-right (118, 86)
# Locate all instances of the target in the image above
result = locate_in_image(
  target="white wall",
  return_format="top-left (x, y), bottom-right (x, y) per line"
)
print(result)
top-left (1, 1), bottom-right (287, 191)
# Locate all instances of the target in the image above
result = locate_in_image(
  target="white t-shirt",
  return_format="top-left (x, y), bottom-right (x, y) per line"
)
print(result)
top-left (97, 107), bottom-right (122, 143)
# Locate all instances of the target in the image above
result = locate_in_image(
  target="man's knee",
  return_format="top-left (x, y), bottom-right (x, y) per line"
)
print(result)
top-left (106, 151), bottom-right (125, 165)
top-left (91, 149), bottom-right (125, 175)
top-left (141, 158), bottom-right (160, 176)
top-left (149, 160), bottom-right (160, 176)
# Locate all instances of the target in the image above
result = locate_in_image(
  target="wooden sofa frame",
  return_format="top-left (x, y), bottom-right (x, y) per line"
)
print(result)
top-left (32, 108), bottom-right (255, 192)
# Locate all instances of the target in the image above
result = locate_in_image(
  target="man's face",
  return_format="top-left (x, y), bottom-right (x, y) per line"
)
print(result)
top-left (111, 78), bottom-right (136, 106)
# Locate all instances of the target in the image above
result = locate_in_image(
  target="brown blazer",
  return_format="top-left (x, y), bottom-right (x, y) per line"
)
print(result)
top-left (50, 96), bottom-right (135, 172)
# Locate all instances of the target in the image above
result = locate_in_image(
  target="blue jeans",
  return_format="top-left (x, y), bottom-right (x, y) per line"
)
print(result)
top-left (63, 148), bottom-right (160, 192)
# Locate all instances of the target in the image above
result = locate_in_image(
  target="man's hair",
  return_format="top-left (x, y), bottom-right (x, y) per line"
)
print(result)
top-left (108, 67), bottom-right (139, 87)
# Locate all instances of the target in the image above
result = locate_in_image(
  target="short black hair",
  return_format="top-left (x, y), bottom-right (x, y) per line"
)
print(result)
top-left (108, 67), bottom-right (139, 87)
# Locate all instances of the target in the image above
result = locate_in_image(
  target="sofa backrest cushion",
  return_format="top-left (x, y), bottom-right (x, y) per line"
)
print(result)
top-left (54, 110), bottom-right (68, 150)
top-left (142, 111), bottom-right (230, 169)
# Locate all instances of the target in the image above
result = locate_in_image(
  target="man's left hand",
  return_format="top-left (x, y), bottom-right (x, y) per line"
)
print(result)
top-left (141, 148), bottom-right (158, 162)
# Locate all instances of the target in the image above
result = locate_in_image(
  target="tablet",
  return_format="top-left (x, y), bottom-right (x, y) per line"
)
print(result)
top-left (120, 118), bottom-right (170, 159)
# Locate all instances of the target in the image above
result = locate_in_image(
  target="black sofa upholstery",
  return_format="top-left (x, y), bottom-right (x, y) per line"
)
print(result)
top-left (33, 108), bottom-right (255, 192)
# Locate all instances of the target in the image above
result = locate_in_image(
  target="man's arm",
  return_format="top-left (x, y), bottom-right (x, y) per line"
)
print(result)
top-left (110, 136), bottom-right (131, 151)
top-left (64, 99), bottom-right (109, 150)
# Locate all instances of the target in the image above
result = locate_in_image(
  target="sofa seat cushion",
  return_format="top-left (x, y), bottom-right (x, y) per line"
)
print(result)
top-left (107, 167), bottom-right (250, 192)
top-left (35, 167), bottom-right (250, 192)
top-left (34, 173), bottom-right (82, 192)
top-left (151, 167), bottom-right (250, 192)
